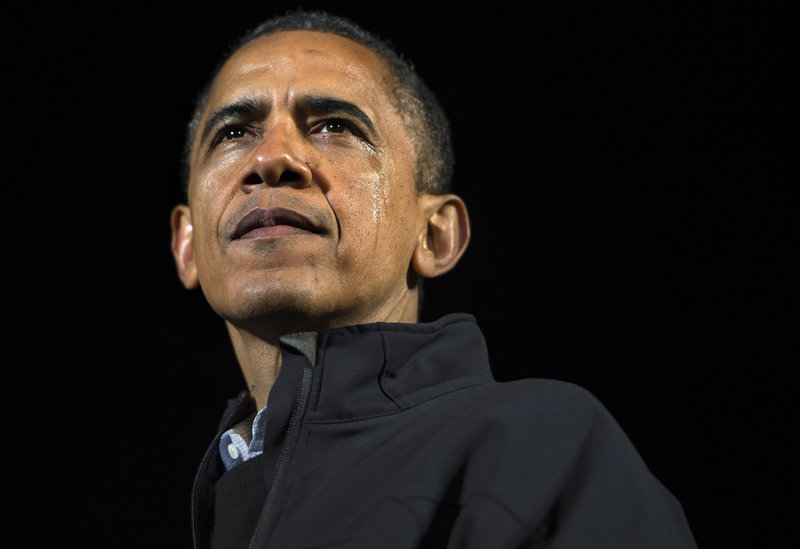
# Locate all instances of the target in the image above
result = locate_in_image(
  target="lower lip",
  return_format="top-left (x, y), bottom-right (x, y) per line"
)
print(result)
top-left (238, 225), bottom-right (312, 240)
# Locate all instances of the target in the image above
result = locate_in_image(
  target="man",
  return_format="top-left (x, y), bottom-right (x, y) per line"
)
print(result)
top-left (170, 10), bottom-right (697, 548)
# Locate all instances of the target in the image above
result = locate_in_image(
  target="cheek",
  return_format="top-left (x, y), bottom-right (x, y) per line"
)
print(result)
top-left (188, 194), bottom-right (215, 259)
top-left (187, 186), bottom-right (229, 283)
top-left (333, 171), bottom-right (418, 268)
top-left (332, 172), bottom-right (384, 241)
top-left (189, 154), bottom-right (245, 237)
top-left (367, 169), bottom-right (391, 224)
top-left (357, 153), bottom-right (406, 226)
top-left (195, 156), bottom-right (245, 209)
top-left (343, 157), bottom-right (394, 232)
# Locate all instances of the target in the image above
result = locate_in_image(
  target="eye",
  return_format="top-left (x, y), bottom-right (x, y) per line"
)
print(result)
top-left (220, 125), bottom-right (251, 141)
top-left (312, 119), bottom-right (373, 150)
top-left (211, 125), bottom-right (256, 149)
top-left (317, 119), bottom-right (354, 135)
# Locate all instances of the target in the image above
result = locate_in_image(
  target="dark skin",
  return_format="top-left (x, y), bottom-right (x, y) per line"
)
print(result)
top-left (170, 31), bottom-right (470, 409)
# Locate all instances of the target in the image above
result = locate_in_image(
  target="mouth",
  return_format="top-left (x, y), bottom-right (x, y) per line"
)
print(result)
top-left (232, 206), bottom-right (323, 240)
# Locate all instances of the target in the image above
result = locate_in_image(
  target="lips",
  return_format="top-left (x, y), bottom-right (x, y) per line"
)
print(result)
top-left (232, 206), bottom-right (322, 240)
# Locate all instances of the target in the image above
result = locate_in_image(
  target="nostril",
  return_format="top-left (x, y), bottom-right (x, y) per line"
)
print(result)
top-left (244, 173), bottom-right (264, 186)
top-left (278, 170), bottom-right (303, 183)
top-left (241, 165), bottom-right (309, 189)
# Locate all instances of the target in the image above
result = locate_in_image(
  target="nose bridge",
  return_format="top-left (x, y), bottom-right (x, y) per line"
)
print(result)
top-left (242, 111), bottom-right (311, 188)
top-left (262, 111), bottom-right (299, 154)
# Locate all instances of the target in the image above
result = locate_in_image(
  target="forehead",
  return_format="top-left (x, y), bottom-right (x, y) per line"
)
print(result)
top-left (206, 30), bottom-right (396, 114)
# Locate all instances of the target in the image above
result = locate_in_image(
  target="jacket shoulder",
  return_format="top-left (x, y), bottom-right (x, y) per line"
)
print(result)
top-left (449, 379), bottom-right (697, 547)
top-left (476, 378), bottom-right (616, 434)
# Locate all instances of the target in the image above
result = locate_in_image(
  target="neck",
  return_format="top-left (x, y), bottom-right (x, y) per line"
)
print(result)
top-left (225, 323), bottom-right (282, 411)
top-left (223, 292), bottom-right (421, 409)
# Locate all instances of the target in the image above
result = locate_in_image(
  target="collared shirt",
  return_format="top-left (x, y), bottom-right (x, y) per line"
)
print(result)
top-left (219, 406), bottom-right (268, 471)
top-left (218, 332), bottom-right (317, 472)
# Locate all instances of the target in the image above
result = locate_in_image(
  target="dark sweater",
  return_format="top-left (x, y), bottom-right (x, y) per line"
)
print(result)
top-left (192, 314), bottom-right (697, 548)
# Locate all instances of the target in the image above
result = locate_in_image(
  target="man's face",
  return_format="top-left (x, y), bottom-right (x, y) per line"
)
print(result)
top-left (178, 31), bottom-right (425, 333)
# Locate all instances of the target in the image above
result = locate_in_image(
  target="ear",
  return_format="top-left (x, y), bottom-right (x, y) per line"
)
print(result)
top-left (412, 193), bottom-right (470, 279)
top-left (170, 205), bottom-right (200, 289)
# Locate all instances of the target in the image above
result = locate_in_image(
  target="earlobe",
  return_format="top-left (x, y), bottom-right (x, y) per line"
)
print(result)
top-left (412, 194), bottom-right (470, 279)
top-left (170, 205), bottom-right (200, 289)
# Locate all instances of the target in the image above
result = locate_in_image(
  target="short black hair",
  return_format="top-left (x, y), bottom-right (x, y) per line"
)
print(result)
top-left (182, 10), bottom-right (453, 197)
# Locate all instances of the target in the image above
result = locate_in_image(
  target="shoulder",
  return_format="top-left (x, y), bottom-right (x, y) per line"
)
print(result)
top-left (477, 378), bottom-right (615, 431)
top-left (457, 378), bottom-right (644, 470)
top-left (449, 380), bottom-right (697, 547)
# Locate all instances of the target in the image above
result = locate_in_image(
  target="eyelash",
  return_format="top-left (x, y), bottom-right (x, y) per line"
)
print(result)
top-left (217, 125), bottom-right (254, 144)
top-left (211, 119), bottom-right (365, 149)
top-left (314, 119), bottom-right (361, 136)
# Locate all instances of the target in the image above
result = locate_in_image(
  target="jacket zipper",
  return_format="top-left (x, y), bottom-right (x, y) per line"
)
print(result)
top-left (191, 392), bottom-right (251, 549)
top-left (248, 364), bottom-right (313, 548)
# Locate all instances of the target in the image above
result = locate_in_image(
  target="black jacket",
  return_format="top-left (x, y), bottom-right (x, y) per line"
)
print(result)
top-left (192, 314), bottom-right (697, 548)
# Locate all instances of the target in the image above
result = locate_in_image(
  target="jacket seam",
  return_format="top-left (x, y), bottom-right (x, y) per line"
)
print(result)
top-left (304, 381), bottom-right (490, 424)
top-left (460, 491), bottom-right (531, 530)
top-left (381, 492), bottom-right (530, 534)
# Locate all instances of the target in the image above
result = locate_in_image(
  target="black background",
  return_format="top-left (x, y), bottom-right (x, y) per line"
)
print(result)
top-left (8, 1), bottom-right (794, 547)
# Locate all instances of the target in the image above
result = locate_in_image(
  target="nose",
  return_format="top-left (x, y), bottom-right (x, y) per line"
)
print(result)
top-left (239, 123), bottom-right (312, 190)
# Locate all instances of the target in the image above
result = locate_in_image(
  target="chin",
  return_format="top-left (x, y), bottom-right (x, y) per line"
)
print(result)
top-left (207, 282), bottom-right (330, 333)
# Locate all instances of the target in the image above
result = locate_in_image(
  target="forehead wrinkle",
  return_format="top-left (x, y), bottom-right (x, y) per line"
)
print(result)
top-left (218, 33), bottom-right (394, 107)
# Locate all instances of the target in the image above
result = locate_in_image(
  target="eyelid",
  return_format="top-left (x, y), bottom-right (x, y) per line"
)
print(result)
top-left (310, 117), bottom-right (373, 145)
top-left (314, 118), bottom-right (358, 134)
top-left (210, 123), bottom-right (260, 148)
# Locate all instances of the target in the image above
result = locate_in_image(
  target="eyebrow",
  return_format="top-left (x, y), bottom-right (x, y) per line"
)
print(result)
top-left (198, 94), bottom-right (379, 148)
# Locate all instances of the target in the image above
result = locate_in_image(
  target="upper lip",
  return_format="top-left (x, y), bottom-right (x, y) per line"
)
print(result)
top-left (232, 206), bottom-right (323, 239)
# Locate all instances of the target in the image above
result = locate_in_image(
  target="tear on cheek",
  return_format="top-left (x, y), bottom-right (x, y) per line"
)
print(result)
top-left (370, 171), bottom-right (390, 222)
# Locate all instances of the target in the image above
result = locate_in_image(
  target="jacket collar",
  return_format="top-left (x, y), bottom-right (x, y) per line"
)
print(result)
top-left (215, 314), bottom-right (495, 433)
top-left (286, 313), bottom-right (494, 423)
